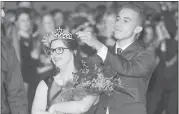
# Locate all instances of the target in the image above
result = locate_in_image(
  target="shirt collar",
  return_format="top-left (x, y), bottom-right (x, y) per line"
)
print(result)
top-left (115, 40), bottom-right (135, 53)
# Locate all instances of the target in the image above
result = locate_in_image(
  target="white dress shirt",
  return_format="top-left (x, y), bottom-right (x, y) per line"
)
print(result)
top-left (97, 41), bottom-right (135, 61)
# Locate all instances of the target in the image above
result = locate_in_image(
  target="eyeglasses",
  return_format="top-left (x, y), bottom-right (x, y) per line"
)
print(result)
top-left (46, 47), bottom-right (69, 55)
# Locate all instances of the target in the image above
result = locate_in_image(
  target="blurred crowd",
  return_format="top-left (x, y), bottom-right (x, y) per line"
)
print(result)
top-left (2, 1), bottom-right (178, 114)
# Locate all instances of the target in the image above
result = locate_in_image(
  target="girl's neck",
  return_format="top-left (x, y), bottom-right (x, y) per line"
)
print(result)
top-left (56, 57), bottom-right (77, 81)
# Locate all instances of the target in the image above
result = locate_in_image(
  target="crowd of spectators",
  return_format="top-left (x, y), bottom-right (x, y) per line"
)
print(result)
top-left (2, 1), bottom-right (178, 114)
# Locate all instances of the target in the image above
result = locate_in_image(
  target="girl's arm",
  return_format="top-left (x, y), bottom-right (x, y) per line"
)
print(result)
top-left (49, 95), bottom-right (99, 114)
top-left (31, 80), bottom-right (52, 114)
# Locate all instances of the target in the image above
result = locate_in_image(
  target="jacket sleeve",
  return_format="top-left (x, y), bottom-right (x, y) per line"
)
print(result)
top-left (5, 47), bottom-right (28, 114)
top-left (104, 47), bottom-right (156, 78)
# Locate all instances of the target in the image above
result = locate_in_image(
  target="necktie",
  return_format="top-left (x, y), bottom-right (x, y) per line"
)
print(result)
top-left (117, 48), bottom-right (122, 55)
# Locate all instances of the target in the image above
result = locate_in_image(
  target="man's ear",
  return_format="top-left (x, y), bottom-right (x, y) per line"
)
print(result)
top-left (134, 26), bottom-right (143, 34)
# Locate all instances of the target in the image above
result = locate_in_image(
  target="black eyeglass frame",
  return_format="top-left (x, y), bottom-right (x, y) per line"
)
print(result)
top-left (46, 47), bottom-right (69, 55)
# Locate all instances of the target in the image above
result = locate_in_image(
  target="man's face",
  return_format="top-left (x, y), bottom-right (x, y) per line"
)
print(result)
top-left (114, 8), bottom-right (140, 40)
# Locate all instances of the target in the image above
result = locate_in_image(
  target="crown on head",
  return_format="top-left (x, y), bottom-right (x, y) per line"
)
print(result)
top-left (42, 27), bottom-right (73, 47)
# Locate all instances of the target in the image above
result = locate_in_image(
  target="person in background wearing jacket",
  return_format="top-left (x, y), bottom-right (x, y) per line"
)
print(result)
top-left (1, 2), bottom-right (28, 114)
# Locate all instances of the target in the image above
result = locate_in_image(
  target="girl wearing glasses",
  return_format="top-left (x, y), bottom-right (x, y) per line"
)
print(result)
top-left (31, 28), bottom-right (99, 114)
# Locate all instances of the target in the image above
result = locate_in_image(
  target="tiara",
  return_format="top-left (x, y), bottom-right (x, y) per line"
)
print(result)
top-left (42, 27), bottom-right (73, 47)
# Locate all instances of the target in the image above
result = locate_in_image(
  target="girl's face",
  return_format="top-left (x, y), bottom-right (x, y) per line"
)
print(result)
top-left (50, 39), bottom-right (73, 68)
top-left (42, 15), bottom-right (55, 33)
top-left (18, 13), bottom-right (31, 32)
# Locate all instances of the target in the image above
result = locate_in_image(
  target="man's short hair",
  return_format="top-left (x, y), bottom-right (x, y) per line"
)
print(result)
top-left (120, 3), bottom-right (146, 26)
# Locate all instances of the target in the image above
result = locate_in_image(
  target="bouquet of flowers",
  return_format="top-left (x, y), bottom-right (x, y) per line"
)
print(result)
top-left (50, 58), bottom-right (132, 105)
top-left (73, 60), bottom-right (123, 95)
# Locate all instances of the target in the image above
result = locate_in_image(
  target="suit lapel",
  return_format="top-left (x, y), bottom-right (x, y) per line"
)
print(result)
top-left (121, 40), bottom-right (142, 57)
top-left (110, 40), bottom-right (142, 56)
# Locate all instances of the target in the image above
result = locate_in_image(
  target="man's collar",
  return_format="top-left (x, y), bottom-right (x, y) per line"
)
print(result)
top-left (115, 40), bottom-right (136, 53)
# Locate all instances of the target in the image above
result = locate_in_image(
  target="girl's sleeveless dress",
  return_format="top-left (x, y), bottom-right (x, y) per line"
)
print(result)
top-left (44, 76), bottom-right (98, 114)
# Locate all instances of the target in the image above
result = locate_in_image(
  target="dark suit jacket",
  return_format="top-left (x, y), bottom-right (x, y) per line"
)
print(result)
top-left (1, 37), bottom-right (28, 114)
top-left (96, 40), bottom-right (156, 114)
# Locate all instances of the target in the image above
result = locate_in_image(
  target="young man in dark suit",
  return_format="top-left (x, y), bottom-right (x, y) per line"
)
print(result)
top-left (1, 2), bottom-right (28, 114)
top-left (76, 3), bottom-right (156, 114)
